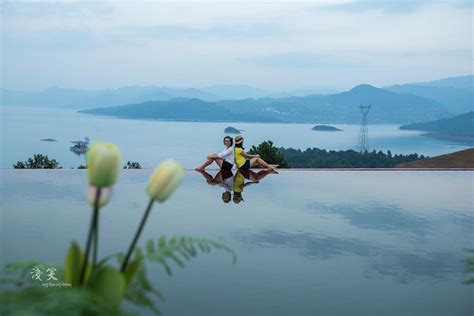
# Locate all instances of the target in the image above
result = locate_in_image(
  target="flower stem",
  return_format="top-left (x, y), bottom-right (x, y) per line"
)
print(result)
top-left (120, 198), bottom-right (154, 272)
top-left (80, 188), bottom-right (102, 285)
top-left (93, 207), bottom-right (100, 268)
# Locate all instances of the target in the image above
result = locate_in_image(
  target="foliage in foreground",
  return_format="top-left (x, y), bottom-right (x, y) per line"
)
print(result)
top-left (0, 237), bottom-right (235, 315)
top-left (464, 249), bottom-right (474, 285)
top-left (3, 142), bottom-right (235, 315)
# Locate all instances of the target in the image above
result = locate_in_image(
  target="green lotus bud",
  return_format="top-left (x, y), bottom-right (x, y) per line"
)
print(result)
top-left (87, 142), bottom-right (121, 187)
top-left (87, 187), bottom-right (112, 208)
top-left (146, 160), bottom-right (185, 202)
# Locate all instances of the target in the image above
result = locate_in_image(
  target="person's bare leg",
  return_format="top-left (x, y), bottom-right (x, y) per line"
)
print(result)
top-left (196, 157), bottom-right (224, 170)
top-left (214, 170), bottom-right (224, 183)
top-left (250, 158), bottom-right (277, 170)
top-left (249, 169), bottom-right (273, 181)
top-left (195, 158), bottom-right (214, 170)
top-left (215, 158), bottom-right (224, 168)
top-left (195, 169), bottom-right (214, 182)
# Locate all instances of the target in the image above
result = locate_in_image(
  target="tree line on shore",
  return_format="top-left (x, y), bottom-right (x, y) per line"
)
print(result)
top-left (13, 155), bottom-right (142, 169)
top-left (13, 142), bottom-right (426, 169)
top-left (249, 141), bottom-right (426, 168)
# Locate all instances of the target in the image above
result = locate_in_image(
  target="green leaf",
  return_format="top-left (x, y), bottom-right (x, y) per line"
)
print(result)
top-left (146, 240), bottom-right (155, 255)
top-left (207, 240), bottom-right (237, 264)
top-left (169, 254), bottom-right (184, 268)
top-left (181, 238), bottom-right (197, 257)
top-left (87, 266), bottom-right (126, 308)
top-left (64, 241), bottom-right (91, 287)
top-left (123, 249), bottom-right (145, 286)
top-left (169, 236), bottom-right (177, 246)
top-left (196, 239), bottom-right (206, 252)
top-left (149, 254), bottom-right (172, 276)
top-left (176, 249), bottom-right (190, 261)
top-left (158, 236), bottom-right (166, 250)
top-left (124, 257), bottom-right (142, 286)
top-left (464, 278), bottom-right (474, 284)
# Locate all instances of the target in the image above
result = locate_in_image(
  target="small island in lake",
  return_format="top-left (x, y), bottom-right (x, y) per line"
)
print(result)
top-left (311, 125), bottom-right (343, 132)
top-left (40, 138), bottom-right (58, 142)
top-left (224, 126), bottom-right (241, 134)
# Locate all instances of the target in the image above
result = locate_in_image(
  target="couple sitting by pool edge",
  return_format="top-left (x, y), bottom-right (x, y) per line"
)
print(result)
top-left (195, 135), bottom-right (278, 172)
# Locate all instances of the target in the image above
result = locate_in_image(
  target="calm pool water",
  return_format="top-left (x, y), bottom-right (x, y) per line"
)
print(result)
top-left (1, 170), bottom-right (473, 315)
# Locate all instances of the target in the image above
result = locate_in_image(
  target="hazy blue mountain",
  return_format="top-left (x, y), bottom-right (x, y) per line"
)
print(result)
top-left (2, 84), bottom-right (341, 107)
top-left (199, 85), bottom-right (271, 99)
top-left (1, 86), bottom-right (222, 108)
top-left (80, 98), bottom-right (278, 122)
top-left (410, 74), bottom-right (473, 89)
top-left (399, 111), bottom-right (474, 136)
top-left (317, 84), bottom-right (450, 123)
top-left (82, 84), bottom-right (451, 124)
top-left (200, 85), bottom-right (340, 99)
top-left (386, 82), bottom-right (473, 114)
top-left (1, 86), bottom-right (97, 108)
top-left (268, 87), bottom-right (340, 98)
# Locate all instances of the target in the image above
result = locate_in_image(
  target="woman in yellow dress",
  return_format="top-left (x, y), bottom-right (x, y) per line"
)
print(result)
top-left (233, 135), bottom-right (278, 171)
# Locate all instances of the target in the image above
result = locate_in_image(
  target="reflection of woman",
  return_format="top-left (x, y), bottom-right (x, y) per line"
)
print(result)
top-left (195, 169), bottom-right (234, 203)
top-left (232, 169), bottom-right (273, 204)
top-left (196, 136), bottom-right (234, 171)
top-left (234, 135), bottom-right (277, 171)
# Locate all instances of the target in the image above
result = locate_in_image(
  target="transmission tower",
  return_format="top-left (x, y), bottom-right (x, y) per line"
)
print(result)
top-left (357, 105), bottom-right (371, 153)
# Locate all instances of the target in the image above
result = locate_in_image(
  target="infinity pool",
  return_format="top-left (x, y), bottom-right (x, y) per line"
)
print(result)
top-left (1, 170), bottom-right (473, 315)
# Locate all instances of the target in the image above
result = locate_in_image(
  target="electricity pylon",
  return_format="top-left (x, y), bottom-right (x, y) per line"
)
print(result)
top-left (357, 105), bottom-right (371, 153)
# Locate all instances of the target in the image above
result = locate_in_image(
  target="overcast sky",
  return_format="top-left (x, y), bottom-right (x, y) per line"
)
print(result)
top-left (1, 0), bottom-right (472, 91)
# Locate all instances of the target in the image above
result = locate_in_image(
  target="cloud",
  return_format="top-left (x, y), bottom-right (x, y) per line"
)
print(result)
top-left (238, 52), bottom-right (367, 69)
top-left (0, 1), bottom-right (114, 17)
top-left (320, 0), bottom-right (471, 15)
top-left (1, 1), bottom-right (472, 90)
top-left (121, 23), bottom-right (284, 40)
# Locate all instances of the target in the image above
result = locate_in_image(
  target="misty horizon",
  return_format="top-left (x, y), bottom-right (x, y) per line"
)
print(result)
top-left (2, 1), bottom-right (472, 92)
top-left (2, 73), bottom-right (473, 94)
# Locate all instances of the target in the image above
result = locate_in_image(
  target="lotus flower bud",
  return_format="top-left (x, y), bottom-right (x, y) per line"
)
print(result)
top-left (87, 187), bottom-right (112, 208)
top-left (87, 142), bottom-right (121, 187)
top-left (147, 160), bottom-right (185, 202)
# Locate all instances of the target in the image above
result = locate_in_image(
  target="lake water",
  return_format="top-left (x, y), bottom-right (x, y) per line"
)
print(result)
top-left (1, 106), bottom-right (472, 168)
top-left (1, 170), bottom-right (473, 315)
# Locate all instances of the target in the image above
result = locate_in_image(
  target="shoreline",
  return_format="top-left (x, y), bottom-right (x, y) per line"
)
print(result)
top-left (421, 132), bottom-right (474, 144)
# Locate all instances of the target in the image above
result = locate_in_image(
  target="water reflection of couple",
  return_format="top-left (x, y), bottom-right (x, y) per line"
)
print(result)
top-left (195, 135), bottom-right (278, 172)
top-left (195, 134), bottom-right (278, 203)
top-left (196, 168), bottom-right (274, 204)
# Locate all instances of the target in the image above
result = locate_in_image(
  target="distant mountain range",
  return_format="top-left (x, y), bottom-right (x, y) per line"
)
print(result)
top-left (81, 84), bottom-right (451, 124)
top-left (385, 75), bottom-right (473, 114)
top-left (0, 86), bottom-right (222, 108)
top-left (408, 75), bottom-right (473, 89)
top-left (0, 84), bottom-right (339, 109)
top-left (2, 75), bottom-right (472, 124)
top-left (399, 111), bottom-right (474, 137)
